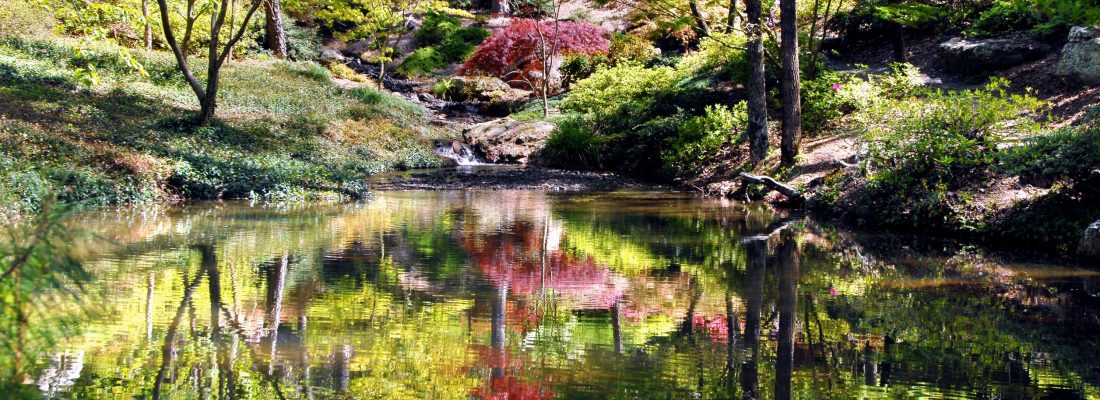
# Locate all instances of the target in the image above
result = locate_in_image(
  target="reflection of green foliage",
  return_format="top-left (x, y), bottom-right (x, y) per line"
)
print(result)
top-left (18, 192), bottom-right (1100, 399)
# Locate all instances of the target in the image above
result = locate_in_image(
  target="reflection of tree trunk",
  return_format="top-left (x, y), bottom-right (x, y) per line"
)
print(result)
top-left (611, 301), bottom-right (623, 354)
top-left (334, 344), bottom-right (351, 392)
top-left (153, 260), bottom-right (207, 399)
top-left (863, 344), bottom-right (878, 386)
top-left (882, 334), bottom-right (893, 386)
top-left (725, 289), bottom-right (738, 392)
top-left (776, 232), bottom-right (799, 400)
top-left (147, 272), bottom-right (156, 341)
top-left (299, 297), bottom-right (311, 398)
top-left (681, 283), bottom-right (702, 336)
top-left (491, 282), bottom-right (508, 378)
top-left (741, 239), bottom-right (766, 400)
top-left (266, 254), bottom-right (288, 376)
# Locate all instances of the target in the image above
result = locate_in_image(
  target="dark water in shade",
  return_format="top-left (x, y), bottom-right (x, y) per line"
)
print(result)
top-left (30, 190), bottom-right (1100, 399)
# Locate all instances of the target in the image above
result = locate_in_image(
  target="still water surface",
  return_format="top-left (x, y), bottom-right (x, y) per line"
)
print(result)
top-left (36, 191), bottom-right (1100, 399)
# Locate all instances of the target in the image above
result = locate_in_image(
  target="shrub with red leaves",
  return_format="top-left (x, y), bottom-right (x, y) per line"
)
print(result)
top-left (462, 19), bottom-right (610, 85)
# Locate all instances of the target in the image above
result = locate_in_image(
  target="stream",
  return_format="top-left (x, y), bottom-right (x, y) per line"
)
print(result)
top-left (29, 190), bottom-right (1100, 399)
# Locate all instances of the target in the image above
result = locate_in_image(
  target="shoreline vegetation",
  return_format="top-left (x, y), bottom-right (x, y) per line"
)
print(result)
top-left (0, 0), bottom-right (1097, 258)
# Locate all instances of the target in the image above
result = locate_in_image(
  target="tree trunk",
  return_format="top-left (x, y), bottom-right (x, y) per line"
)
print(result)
top-left (746, 0), bottom-right (768, 163)
top-left (779, 0), bottom-right (801, 166)
top-left (265, 0), bottom-right (287, 59)
top-left (143, 0), bottom-right (152, 50)
top-left (690, 0), bottom-right (712, 37)
top-left (891, 22), bottom-right (907, 63)
top-left (726, 0), bottom-right (740, 33)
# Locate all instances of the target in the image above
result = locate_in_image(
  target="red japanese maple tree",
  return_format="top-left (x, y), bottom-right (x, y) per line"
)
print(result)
top-left (462, 19), bottom-right (610, 86)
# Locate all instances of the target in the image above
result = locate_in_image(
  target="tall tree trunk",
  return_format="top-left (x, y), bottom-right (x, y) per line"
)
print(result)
top-left (143, 0), bottom-right (153, 50)
top-left (775, 231), bottom-right (799, 400)
top-left (155, 0), bottom-right (263, 125)
top-left (779, 0), bottom-right (801, 166)
top-left (690, 0), bottom-right (712, 37)
top-left (726, 0), bottom-right (740, 33)
top-left (265, 0), bottom-right (287, 59)
top-left (746, 0), bottom-right (768, 163)
top-left (890, 22), bottom-right (907, 63)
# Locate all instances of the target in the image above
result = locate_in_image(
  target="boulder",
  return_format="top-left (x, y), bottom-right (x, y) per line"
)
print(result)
top-left (937, 37), bottom-right (1053, 74)
top-left (482, 87), bottom-right (532, 116)
top-left (1056, 26), bottom-right (1100, 85)
top-left (1080, 220), bottom-right (1100, 258)
top-left (342, 40), bottom-right (373, 58)
top-left (319, 47), bottom-right (346, 63)
top-left (463, 118), bottom-right (555, 164)
top-left (441, 76), bottom-right (533, 116)
top-left (446, 76), bottom-right (512, 101)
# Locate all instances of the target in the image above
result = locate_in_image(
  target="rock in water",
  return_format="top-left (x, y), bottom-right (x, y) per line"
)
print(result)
top-left (937, 37), bottom-right (1053, 74)
top-left (463, 118), bottom-right (555, 164)
top-left (1056, 26), bottom-right (1100, 85)
top-left (1081, 220), bottom-right (1100, 258)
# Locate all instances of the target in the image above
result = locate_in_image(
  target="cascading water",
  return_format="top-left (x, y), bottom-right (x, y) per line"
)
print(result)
top-left (434, 140), bottom-right (489, 166)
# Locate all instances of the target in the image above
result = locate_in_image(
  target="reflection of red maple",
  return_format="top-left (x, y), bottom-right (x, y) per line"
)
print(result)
top-left (693, 315), bottom-right (734, 343)
top-left (463, 223), bottom-right (627, 310)
top-left (470, 376), bottom-right (555, 400)
top-left (467, 345), bottom-right (554, 400)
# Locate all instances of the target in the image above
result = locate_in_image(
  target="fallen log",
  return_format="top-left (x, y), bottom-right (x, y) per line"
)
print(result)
top-left (739, 172), bottom-right (804, 203)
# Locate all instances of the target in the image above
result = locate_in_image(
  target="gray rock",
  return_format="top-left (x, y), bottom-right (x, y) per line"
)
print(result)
top-left (1056, 26), bottom-right (1100, 85)
top-left (342, 40), bottom-right (373, 58)
top-left (1081, 220), bottom-right (1100, 258)
top-left (445, 76), bottom-right (513, 101)
top-left (441, 76), bottom-right (533, 115)
top-left (463, 118), bottom-right (556, 164)
top-left (319, 47), bottom-right (346, 63)
top-left (937, 37), bottom-right (1053, 74)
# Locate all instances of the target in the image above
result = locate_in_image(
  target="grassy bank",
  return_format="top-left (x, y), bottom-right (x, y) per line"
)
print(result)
top-left (0, 36), bottom-right (448, 221)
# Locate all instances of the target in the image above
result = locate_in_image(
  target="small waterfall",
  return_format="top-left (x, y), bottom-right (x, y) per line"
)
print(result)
top-left (434, 140), bottom-right (488, 166)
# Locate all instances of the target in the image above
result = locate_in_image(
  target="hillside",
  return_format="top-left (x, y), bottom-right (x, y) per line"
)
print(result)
top-left (0, 37), bottom-right (450, 220)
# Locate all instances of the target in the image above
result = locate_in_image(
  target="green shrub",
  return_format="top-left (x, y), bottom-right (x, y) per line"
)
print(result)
top-left (542, 116), bottom-right (608, 170)
top-left (286, 19), bottom-right (323, 61)
top-left (1003, 114), bottom-right (1100, 189)
top-left (863, 78), bottom-right (1043, 191)
top-left (397, 11), bottom-right (488, 77)
top-left (560, 34), bottom-right (658, 87)
top-left (967, 1), bottom-right (1041, 37)
top-left (662, 103), bottom-right (748, 174)
top-left (560, 65), bottom-right (678, 115)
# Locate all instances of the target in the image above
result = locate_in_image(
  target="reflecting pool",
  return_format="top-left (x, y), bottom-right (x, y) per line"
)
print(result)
top-left (33, 191), bottom-right (1100, 399)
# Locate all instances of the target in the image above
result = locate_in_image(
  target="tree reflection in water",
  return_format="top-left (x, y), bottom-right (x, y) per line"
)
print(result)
top-left (24, 191), bottom-right (1100, 399)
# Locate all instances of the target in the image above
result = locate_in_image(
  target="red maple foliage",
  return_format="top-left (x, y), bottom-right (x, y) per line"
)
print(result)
top-left (462, 18), bottom-right (610, 84)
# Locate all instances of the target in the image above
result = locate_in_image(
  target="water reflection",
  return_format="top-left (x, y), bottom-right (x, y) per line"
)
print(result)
top-left (29, 191), bottom-right (1100, 399)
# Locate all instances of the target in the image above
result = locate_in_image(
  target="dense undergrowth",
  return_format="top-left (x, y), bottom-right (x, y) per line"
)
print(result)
top-left (0, 36), bottom-right (446, 221)
top-left (538, 27), bottom-right (1098, 250)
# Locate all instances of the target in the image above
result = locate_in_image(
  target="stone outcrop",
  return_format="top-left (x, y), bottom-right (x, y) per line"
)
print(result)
top-left (1056, 26), bottom-right (1100, 85)
top-left (462, 118), bottom-right (555, 164)
top-left (937, 37), bottom-right (1053, 74)
top-left (441, 76), bottom-right (533, 116)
